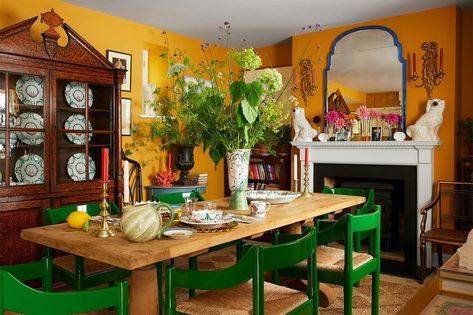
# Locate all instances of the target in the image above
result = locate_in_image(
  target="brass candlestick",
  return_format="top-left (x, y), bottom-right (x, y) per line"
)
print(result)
top-left (302, 165), bottom-right (312, 197)
top-left (293, 179), bottom-right (300, 193)
top-left (95, 181), bottom-right (116, 238)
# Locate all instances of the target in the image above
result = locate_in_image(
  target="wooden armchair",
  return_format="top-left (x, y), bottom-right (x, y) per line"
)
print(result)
top-left (420, 181), bottom-right (473, 283)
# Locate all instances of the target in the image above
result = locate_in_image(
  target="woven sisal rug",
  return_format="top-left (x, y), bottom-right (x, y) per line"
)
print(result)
top-left (171, 246), bottom-right (422, 315)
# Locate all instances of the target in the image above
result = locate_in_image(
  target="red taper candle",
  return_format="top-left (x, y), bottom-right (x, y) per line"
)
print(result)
top-left (305, 148), bottom-right (309, 166)
top-left (439, 48), bottom-right (443, 70)
top-left (101, 148), bottom-right (109, 181)
top-left (168, 153), bottom-right (171, 171)
top-left (412, 53), bottom-right (417, 74)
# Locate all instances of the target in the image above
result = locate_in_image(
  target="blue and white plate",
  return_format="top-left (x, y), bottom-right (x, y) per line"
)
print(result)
top-left (67, 153), bottom-right (96, 181)
top-left (14, 154), bottom-right (44, 184)
top-left (65, 81), bottom-right (93, 108)
top-left (15, 75), bottom-right (44, 106)
top-left (64, 114), bottom-right (93, 144)
top-left (15, 112), bottom-right (44, 145)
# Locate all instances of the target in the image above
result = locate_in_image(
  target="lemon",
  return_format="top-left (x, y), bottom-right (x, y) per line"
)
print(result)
top-left (66, 211), bottom-right (91, 229)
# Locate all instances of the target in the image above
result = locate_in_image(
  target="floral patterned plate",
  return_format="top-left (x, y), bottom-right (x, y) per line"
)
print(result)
top-left (246, 190), bottom-right (301, 204)
top-left (64, 114), bottom-right (93, 144)
top-left (67, 153), bottom-right (96, 181)
top-left (15, 112), bottom-right (44, 145)
top-left (65, 81), bottom-right (93, 108)
top-left (15, 75), bottom-right (44, 106)
top-left (14, 154), bottom-right (44, 184)
top-left (179, 215), bottom-right (233, 229)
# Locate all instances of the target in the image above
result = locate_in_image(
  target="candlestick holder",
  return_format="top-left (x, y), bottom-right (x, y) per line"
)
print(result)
top-left (410, 42), bottom-right (446, 98)
top-left (293, 179), bottom-right (300, 193)
top-left (95, 181), bottom-right (116, 238)
top-left (302, 165), bottom-right (312, 197)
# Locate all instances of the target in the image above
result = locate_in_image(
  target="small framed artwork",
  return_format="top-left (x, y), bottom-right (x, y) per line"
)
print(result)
top-left (121, 98), bottom-right (132, 136)
top-left (107, 50), bottom-right (132, 92)
top-left (371, 126), bottom-right (382, 141)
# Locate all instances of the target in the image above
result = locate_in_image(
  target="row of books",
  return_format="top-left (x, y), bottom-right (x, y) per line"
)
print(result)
top-left (188, 173), bottom-right (208, 185)
top-left (248, 163), bottom-right (279, 181)
top-left (247, 182), bottom-right (281, 190)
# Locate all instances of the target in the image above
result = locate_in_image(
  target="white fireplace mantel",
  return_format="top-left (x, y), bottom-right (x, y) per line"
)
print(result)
top-left (292, 140), bottom-right (441, 267)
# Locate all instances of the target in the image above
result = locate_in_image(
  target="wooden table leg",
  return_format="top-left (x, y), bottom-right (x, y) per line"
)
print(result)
top-left (283, 222), bottom-right (337, 308)
top-left (129, 264), bottom-right (158, 315)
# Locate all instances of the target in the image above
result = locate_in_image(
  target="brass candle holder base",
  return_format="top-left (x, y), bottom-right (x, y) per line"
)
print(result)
top-left (94, 181), bottom-right (116, 238)
top-left (293, 179), bottom-right (300, 193)
top-left (302, 165), bottom-right (312, 198)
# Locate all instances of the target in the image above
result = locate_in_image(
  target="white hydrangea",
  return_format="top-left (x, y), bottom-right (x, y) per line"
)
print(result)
top-left (257, 68), bottom-right (283, 94)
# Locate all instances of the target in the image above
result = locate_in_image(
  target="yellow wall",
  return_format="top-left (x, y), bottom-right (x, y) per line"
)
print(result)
top-left (293, 5), bottom-right (461, 183)
top-left (255, 42), bottom-right (292, 68)
top-left (0, 0), bottom-right (227, 199)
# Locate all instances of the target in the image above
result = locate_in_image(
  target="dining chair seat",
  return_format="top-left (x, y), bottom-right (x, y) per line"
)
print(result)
top-left (295, 245), bottom-right (373, 272)
top-left (53, 255), bottom-right (115, 276)
top-left (176, 280), bottom-right (308, 315)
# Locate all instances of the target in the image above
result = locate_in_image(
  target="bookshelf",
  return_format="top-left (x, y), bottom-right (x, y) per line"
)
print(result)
top-left (224, 153), bottom-right (291, 196)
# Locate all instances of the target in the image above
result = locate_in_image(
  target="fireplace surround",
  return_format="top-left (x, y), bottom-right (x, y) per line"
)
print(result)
top-left (293, 141), bottom-right (441, 277)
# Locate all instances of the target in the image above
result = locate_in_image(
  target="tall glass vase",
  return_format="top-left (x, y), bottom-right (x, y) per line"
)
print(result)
top-left (226, 149), bottom-right (250, 211)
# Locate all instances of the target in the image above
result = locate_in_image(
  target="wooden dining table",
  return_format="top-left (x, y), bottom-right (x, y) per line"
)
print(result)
top-left (21, 193), bottom-right (365, 315)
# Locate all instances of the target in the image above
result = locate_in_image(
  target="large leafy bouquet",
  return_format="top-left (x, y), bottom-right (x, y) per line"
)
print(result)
top-left (165, 45), bottom-right (290, 166)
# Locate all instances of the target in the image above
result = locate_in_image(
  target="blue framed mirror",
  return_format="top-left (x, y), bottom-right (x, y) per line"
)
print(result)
top-left (324, 25), bottom-right (406, 134)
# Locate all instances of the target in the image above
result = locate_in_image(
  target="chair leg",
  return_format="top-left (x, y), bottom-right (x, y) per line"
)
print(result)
top-left (372, 270), bottom-right (380, 315)
top-left (156, 262), bottom-right (163, 315)
top-left (436, 244), bottom-right (443, 267)
top-left (188, 257), bottom-right (197, 298)
top-left (420, 242), bottom-right (426, 284)
top-left (343, 281), bottom-right (353, 315)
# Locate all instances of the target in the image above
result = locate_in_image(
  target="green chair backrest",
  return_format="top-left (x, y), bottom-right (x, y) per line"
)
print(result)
top-left (0, 258), bottom-right (128, 315)
top-left (153, 190), bottom-right (204, 205)
top-left (166, 227), bottom-right (317, 315)
top-left (44, 201), bottom-right (121, 225)
top-left (322, 186), bottom-right (375, 215)
top-left (317, 205), bottom-right (381, 259)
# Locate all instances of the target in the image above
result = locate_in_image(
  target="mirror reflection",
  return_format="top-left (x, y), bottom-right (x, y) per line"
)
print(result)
top-left (324, 26), bottom-right (406, 140)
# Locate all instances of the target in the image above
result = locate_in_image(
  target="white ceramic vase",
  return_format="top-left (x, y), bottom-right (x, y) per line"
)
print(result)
top-left (226, 149), bottom-right (250, 211)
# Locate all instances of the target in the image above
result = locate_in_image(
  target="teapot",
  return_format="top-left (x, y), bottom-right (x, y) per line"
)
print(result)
top-left (120, 202), bottom-right (175, 242)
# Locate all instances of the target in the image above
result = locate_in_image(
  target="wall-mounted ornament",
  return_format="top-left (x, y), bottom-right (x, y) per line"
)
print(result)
top-left (297, 59), bottom-right (317, 106)
top-left (410, 42), bottom-right (446, 98)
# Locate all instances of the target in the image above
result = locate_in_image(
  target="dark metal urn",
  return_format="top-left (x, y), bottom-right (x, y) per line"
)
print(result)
top-left (174, 144), bottom-right (196, 185)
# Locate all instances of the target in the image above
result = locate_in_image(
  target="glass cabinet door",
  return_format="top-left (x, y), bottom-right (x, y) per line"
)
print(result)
top-left (0, 72), bottom-right (46, 187)
top-left (56, 79), bottom-right (114, 184)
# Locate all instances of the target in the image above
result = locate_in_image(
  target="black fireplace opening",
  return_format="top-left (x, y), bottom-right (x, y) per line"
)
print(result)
top-left (314, 163), bottom-right (417, 278)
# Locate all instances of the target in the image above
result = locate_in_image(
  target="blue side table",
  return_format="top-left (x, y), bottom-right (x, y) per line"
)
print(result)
top-left (145, 185), bottom-right (207, 201)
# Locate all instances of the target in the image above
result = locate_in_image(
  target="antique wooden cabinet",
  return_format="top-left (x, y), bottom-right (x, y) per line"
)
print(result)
top-left (0, 10), bottom-right (124, 265)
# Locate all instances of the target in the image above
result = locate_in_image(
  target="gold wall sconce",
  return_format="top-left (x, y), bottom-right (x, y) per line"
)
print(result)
top-left (410, 42), bottom-right (446, 98)
top-left (293, 59), bottom-right (317, 106)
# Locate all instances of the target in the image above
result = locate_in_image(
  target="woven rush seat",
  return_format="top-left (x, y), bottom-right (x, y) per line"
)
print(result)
top-left (176, 281), bottom-right (308, 315)
top-left (53, 255), bottom-right (115, 275)
top-left (295, 245), bottom-right (373, 272)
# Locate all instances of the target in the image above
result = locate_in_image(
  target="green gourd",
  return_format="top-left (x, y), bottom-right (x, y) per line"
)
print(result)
top-left (121, 202), bottom-right (175, 242)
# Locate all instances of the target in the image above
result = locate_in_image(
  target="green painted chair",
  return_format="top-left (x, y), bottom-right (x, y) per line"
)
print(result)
top-left (165, 227), bottom-right (318, 315)
top-left (0, 256), bottom-right (128, 315)
top-left (153, 191), bottom-right (243, 304)
top-left (274, 205), bottom-right (381, 315)
top-left (43, 202), bottom-right (130, 290)
top-left (320, 186), bottom-right (375, 254)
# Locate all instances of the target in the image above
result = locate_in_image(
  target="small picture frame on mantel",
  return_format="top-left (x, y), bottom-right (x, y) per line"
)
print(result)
top-left (371, 126), bottom-right (382, 141)
top-left (107, 50), bottom-right (132, 92)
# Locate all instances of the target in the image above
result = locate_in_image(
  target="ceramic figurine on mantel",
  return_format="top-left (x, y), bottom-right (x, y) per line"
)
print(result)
top-left (406, 99), bottom-right (445, 141)
top-left (292, 107), bottom-right (317, 142)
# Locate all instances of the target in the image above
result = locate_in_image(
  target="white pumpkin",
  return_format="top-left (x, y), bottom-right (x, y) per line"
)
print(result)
top-left (121, 202), bottom-right (174, 242)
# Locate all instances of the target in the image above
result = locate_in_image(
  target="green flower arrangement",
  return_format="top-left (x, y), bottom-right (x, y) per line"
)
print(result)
top-left (163, 31), bottom-right (291, 166)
